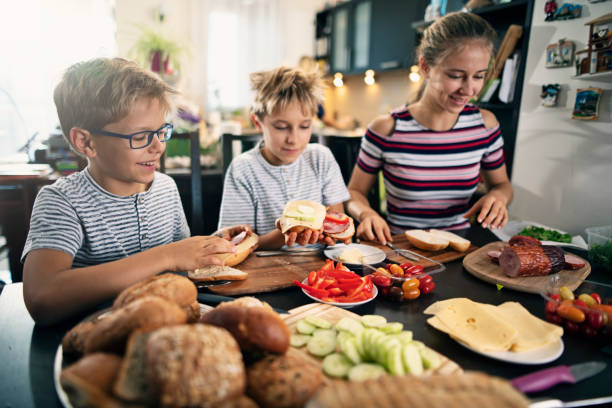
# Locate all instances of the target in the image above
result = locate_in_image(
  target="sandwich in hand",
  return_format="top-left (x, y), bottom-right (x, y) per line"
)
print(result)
top-left (211, 225), bottom-right (259, 267)
top-left (278, 200), bottom-right (355, 243)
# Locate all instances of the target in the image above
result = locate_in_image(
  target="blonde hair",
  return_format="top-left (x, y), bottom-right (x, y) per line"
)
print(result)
top-left (249, 66), bottom-right (324, 119)
top-left (53, 57), bottom-right (177, 144)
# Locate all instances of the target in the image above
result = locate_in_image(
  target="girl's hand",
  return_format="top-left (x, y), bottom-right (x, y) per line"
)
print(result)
top-left (356, 211), bottom-right (393, 245)
top-left (464, 191), bottom-right (509, 229)
top-left (214, 224), bottom-right (253, 240)
top-left (164, 236), bottom-right (235, 271)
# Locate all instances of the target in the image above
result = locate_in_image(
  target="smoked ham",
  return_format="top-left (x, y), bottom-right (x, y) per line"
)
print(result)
top-left (509, 235), bottom-right (541, 247)
top-left (500, 245), bottom-right (565, 277)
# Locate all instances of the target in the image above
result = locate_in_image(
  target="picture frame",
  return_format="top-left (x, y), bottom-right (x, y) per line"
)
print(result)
top-left (572, 87), bottom-right (603, 120)
top-left (546, 40), bottom-right (575, 68)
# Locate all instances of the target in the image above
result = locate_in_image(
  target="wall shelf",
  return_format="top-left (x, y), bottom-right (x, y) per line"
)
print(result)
top-left (572, 71), bottom-right (612, 82)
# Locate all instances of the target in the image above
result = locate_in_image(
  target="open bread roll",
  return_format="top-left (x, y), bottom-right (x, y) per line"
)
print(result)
top-left (405, 229), bottom-right (450, 251)
top-left (278, 200), bottom-right (326, 234)
top-left (428, 229), bottom-right (471, 252)
top-left (214, 229), bottom-right (259, 267)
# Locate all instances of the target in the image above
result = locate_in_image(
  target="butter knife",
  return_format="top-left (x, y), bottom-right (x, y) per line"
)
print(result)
top-left (386, 242), bottom-right (419, 261)
top-left (385, 242), bottom-right (447, 275)
top-left (256, 249), bottom-right (323, 257)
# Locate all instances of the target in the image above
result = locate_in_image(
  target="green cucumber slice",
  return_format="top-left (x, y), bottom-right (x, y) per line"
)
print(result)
top-left (335, 317), bottom-right (364, 336)
top-left (284, 211), bottom-right (315, 222)
top-left (305, 316), bottom-right (333, 329)
top-left (339, 336), bottom-right (362, 364)
top-left (378, 337), bottom-right (401, 365)
top-left (419, 347), bottom-right (441, 370)
top-left (322, 353), bottom-right (353, 378)
top-left (380, 322), bottom-right (403, 334)
top-left (402, 343), bottom-right (423, 376)
top-left (297, 205), bottom-right (315, 215)
top-left (290, 334), bottom-right (311, 348)
top-left (396, 331), bottom-right (414, 345)
top-left (386, 344), bottom-right (405, 376)
top-left (363, 329), bottom-right (385, 362)
top-left (307, 332), bottom-right (336, 357)
top-left (296, 319), bottom-right (316, 334)
top-left (347, 363), bottom-right (387, 382)
top-left (361, 314), bottom-right (387, 328)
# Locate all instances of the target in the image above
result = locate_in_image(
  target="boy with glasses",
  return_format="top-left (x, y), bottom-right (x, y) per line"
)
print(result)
top-left (21, 58), bottom-right (236, 325)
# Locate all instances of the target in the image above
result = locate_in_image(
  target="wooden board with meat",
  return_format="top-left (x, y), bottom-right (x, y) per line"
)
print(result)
top-left (462, 241), bottom-right (591, 294)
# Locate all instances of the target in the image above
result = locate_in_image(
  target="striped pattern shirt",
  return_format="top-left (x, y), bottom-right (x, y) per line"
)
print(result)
top-left (218, 142), bottom-right (351, 235)
top-left (357, 104), bottom-right (505, 232)
top-left (22, 169), bottom-right (189, 267)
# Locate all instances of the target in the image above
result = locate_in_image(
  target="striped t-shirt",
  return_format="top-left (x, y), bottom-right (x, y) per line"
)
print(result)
top-left (21, 169), bottom-right (189, 267)
top-left (357, 104), bottom-right (505, 232)
top-left (218, 142), bottom-right (351, 235)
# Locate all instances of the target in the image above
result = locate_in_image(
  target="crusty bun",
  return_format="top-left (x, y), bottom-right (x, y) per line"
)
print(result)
top-left (247, 352), bottom-right (323, 408)
top-left (215, 230), bottom-right (259, 267)
top-left (405, 229), bottom-right (450, 252)
top-left (113, 273), bottom-right (197, 311)
top-left (60, 353), bottom-right (124, 408)
top-left (62, 320), bottom-right (96, 358)
top-left (200, 302), bottom-right (290, 354)
top-left (147, 324), bottom-right (246, 407)
top-left (189, 265), bottom-right (248, 282)
top-left (84, 295), bottom-right (187, 354)
top-left (279, 200), bottom-right (326, 234)
top-left (113, 330), bottom-right (154, 404)
top-left (428, 229), bottom-right (471, 252)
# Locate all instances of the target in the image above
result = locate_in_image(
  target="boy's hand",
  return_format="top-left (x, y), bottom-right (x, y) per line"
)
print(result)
top-left (318, 233), bottom-right (351, 247)
top-left (285, 228), bottom-right (321, 247)
top-left (164, 236), bottom-right (236, 272)
top-left (356, 211), bottom-right (393, 245)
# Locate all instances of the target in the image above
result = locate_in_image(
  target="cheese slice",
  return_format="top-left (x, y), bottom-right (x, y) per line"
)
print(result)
top-left (429, 298), bottom-right (517, 352)
top-left (484, 302), bottom-right (563, 352)
top-left (279, 200), bottom-right (326, 233)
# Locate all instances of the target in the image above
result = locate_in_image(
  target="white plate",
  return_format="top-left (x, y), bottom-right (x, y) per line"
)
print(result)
top-left (300, 278), bottom-right (378, 308)
top-left (324, 243), bottom-right (386, 266)
top-left (54, 345), bottom-right (72, 408)
top-left (492, 220), bottom-right (588, 250)
top-left (455, 337), bottom-right (564, 365)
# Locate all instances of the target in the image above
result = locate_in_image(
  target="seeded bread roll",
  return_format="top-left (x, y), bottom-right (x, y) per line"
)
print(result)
top-left (147, 324), bottom-right (246, 408)
top-left (113, 273), bottom-right (197, 311)
top-left (200, 301), bottom-right (290, 354)
top-left (84, 295), bottom-right (187, 354)
top-left (247, 352), bottom-right (323, 408)
top-left (62, 320), bottom-right (96, 358)
top-left (60, 353), bottom-right (125, 408)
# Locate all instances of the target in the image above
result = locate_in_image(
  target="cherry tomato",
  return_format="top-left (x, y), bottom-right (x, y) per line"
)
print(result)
top-left (403, 287), bottom-right (420, 300)
top-left (402, 278), bottom-right (419, 293)
top-left (389, 264), bottom-right (404, 277)
top-left (545, 300), bottom-right (558, 314)
top-left (545, 312), bottom-right (563, 325)
top-left (578, 293), bottom-right (597, 307)
top-left (417, 274), bottom-right (433, 287)
top-left (420, 281), bottom-right (436, 294)
top-left (559, 286), bottom-right (574, 301)
top-left (404, 264), bottom-right (424, 276)
top-left (389, 286), bottom-right (404, 302)
top-left (550, 293), bottom-right (562, 302)
top-left (590, 293), bottom-right (602, 305)
top-left (400, 262), bottom-right (414, 270)
top-left (372, 275), bottom-right (392, 287)
top-left (557, 301), bottom-right (585, 323)
top-left (385, 263), bottom-right (392, 270)
top-left (380, 287), bottom-right (391, 297)
top-left (573, 299), bottom-right (587, 309)
top-left (564, 320), bottom-right (581, 334)
top-left (375, 267), bottom-right (392, 277)
top-left (587, 310), bottom-right (605, 330)
top-left (581, 325), bottom-right (598, 339)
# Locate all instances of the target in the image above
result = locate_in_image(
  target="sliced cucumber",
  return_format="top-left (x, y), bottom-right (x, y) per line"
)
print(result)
top-left (336, 330), bottom-right (354, 346)
top-left (380, 322), bottom-right (403, 334)
top-left (396, 330), bottom-right (414, 345)
top-left (363, 329), bottom-right (385, 362)
top-left (410, 340), bottom-right (425, 350)
top-left (335, 317), bottom-right (364, 336)
top-left (305, 315), bottom-right (333, 329)
top-left (347, 363), bottom-right (387, 382)
top-left (296, 319), bottom-right (316, 334)
top-left (285, 211), bottom-right (315, 222)
top-left (322, 353), bottom-right (353, 378)
top-left (297, 204), bottom-right (315, 215)
top-left (313, 328), bottom-right (336, 338)
top-left (386, 344), bottom-right (405, 376)
top-left (402, 343), bottom-right (423, 376)
top-left (378, 337), bottom-right (401, 365)
top-left (419, 347), bottom-right (441, 370)
top-left (307, 332), bottom-right (336, 357)
top-left (340, 336), bottom-right (362, 364)
top-left (290, 334), bottom-right (312, 348)
top-left (361, 314), bottom-right (387, 328)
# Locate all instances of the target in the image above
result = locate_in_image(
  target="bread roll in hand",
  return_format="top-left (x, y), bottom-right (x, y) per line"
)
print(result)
top-left (213, 225), bottom-right (259, 267)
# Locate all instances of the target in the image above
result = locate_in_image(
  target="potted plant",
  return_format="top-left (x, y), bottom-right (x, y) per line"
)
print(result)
top-left (129, 24), bottom-right (186, 79)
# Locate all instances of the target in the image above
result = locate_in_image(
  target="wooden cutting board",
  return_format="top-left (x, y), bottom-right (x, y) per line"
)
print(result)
top-left (462, 241), bottom-right (591, 294)
top-left (361, 234), bottom-right (478, 266)
top-left (209, 252), bottom-right (325, 296)
top-left (284, 303), bottom-right (461, 386)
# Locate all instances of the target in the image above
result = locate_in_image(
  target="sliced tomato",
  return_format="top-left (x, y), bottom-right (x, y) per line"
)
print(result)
top-left (324, 213), bottom-right (349, 224)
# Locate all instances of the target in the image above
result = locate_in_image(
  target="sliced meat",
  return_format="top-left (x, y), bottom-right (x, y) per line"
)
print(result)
top-left (564, 254), bottom-right (586, 270)
top-left (230, 230), bottom-right (248, 245)
top-left (542, 245), bottom-right (565, 274)
top-left (509, 235), bottom-right (541, 246)
top-left (500, 245), bottom-right (553, 277)
top-left (487, 250), bottom-right (502, 264)
top-left (323, 214), bottom-right (349, 235)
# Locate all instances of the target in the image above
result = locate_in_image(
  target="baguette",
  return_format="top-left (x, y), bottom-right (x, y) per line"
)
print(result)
top-left (189, 265), bottom-right (248, 282)
top-left (405, 229), bottom-right (450, 251)
top-left (428, 229), bottom-right (471, 252)
top-left (113, 273), bottom-right (197, 311)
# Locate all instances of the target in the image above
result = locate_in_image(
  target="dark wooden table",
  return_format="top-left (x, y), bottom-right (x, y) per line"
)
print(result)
top-left (1, 225), bottom-right (610, 407)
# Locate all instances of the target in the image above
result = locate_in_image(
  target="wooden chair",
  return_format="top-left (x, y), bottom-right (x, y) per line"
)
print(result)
top-left (221, 132), bottom-right (263, 174)
top-left (160, 131), bottom-right (204, 236)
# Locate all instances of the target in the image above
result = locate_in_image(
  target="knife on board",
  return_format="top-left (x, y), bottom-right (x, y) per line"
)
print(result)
top-left (385, 242), bottom-right (447, 275)
top-left (512, 361), bottom-right (606, 394)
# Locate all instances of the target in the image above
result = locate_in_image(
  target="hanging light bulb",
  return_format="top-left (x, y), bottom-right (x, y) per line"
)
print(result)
top-left (409, 65), bottom-right (421, 82)
top-left (364, 69), bottom-right (375, 86)
top-left (333, 72), bottom-right (344, 88)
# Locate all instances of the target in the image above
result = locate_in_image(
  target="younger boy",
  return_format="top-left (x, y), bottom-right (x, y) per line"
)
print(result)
top-left (22, 58), bottom-right (234, 325)
top-left (218, 66), bottom-right (351, 249)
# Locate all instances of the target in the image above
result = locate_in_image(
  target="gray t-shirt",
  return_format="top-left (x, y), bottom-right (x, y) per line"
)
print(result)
top-left (22, 168), bottom-right (189, 267)
top-left (218, 143), bottom-right (351, 235)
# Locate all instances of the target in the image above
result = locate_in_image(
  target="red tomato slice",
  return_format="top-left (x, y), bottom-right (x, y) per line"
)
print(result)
top-left (324, 213), bottom-right (349, 224)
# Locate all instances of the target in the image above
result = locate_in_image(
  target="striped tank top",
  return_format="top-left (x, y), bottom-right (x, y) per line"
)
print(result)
top-left (356, 104), bottom-right (505, 232)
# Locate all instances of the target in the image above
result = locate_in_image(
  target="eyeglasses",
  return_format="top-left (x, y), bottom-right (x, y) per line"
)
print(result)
top-left (89, 123), bottom-right (173, 149)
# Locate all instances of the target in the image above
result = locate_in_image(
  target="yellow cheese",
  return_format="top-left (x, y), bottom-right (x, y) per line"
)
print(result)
top-left (428, 298), bottom-right (517, 352)
top-left (338, 248), bottom-right (363, 264)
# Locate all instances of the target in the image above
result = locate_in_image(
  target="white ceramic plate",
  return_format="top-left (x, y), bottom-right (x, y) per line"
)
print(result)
top-left (300, 278), bottom-right (378, 308)
top-left (324, 243), bottom-right (386, 266)
top-left (54, 345), bottom-right (72, 408)
top-left (492, 220), bottom-right (588, 250)
top-left (455, 337), bottom-right (564, 365)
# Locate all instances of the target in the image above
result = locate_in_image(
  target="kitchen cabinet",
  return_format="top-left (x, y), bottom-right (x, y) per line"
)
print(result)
top-left (316, 0), bottom-right (425, 75)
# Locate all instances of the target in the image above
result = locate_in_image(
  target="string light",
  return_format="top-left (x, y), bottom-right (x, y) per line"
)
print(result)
top-left (364, 69), bottom-right (375, 85)
top-left (409, 65), bottom-right (421, 82)
top-left (333, 72), bottom-right (344, 88)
